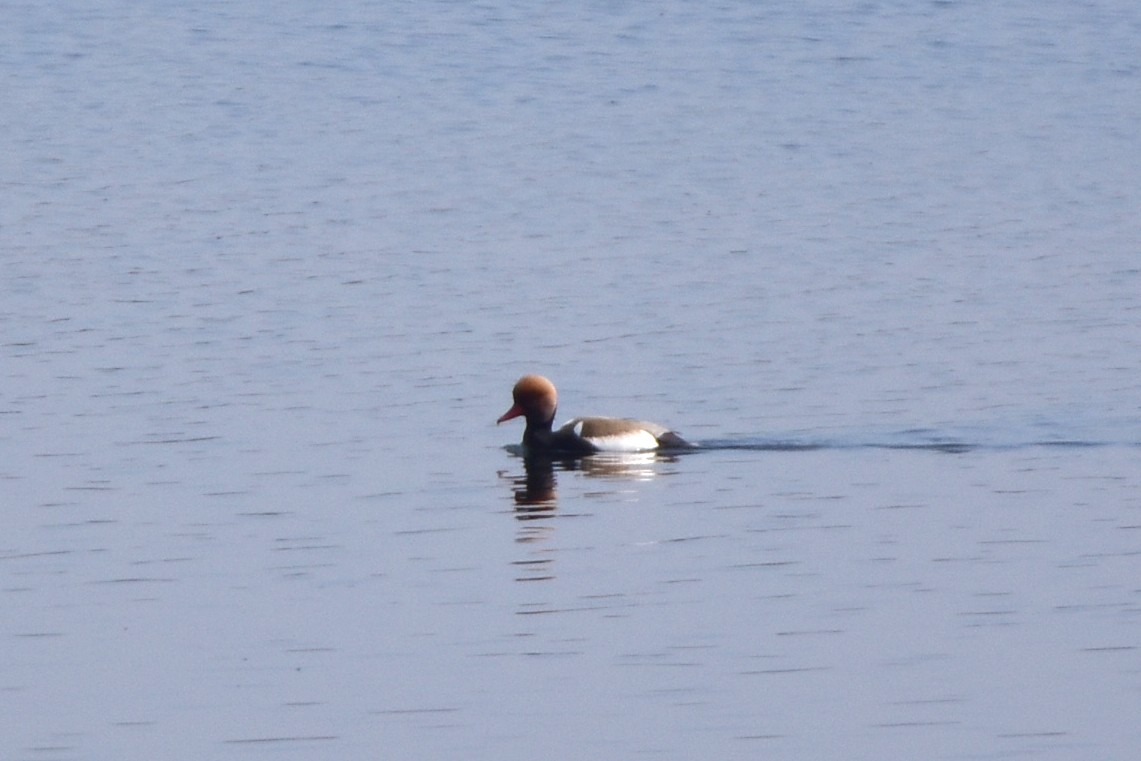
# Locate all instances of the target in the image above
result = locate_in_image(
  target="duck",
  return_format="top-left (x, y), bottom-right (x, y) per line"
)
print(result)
top-left (497, 374), bottom-right (695, 455)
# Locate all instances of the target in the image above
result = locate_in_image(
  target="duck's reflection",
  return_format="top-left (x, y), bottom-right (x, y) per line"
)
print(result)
top-left (503, 451), bottom-right (678, 508)
top-left (509, 456), bottom-right (563, 512)
top-left (499, 450), bottom-right (683, 582)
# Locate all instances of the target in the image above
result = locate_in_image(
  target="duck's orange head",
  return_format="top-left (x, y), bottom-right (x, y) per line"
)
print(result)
top-left (497, 374), bottom-right (558, 425)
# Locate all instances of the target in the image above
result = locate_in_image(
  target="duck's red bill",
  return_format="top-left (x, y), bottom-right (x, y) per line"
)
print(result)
top-left (497, 403), bottom-right (524, 424)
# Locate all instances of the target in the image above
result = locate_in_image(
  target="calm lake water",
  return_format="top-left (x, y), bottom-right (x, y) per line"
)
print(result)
top-left (3, 1), bottom-right (1140, 759)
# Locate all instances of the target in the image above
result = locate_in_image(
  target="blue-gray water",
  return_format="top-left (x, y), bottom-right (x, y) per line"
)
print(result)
top-left (3, 2), bottom-right (1140, 759)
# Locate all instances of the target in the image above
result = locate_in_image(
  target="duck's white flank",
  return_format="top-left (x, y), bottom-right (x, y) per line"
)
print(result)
top-left (570, 420), bottom-right (660, 452)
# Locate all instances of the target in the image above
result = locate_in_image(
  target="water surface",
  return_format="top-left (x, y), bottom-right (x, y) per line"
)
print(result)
top-left (3, 1), bottom-right (1140, 759)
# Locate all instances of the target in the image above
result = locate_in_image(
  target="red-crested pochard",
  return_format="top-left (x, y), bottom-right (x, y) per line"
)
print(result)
top-left (497, 374), bottom-right (695, 454)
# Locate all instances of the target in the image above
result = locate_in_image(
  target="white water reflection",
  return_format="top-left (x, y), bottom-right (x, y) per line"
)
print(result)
top-left (503, 450), bottom-right (679, 500)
